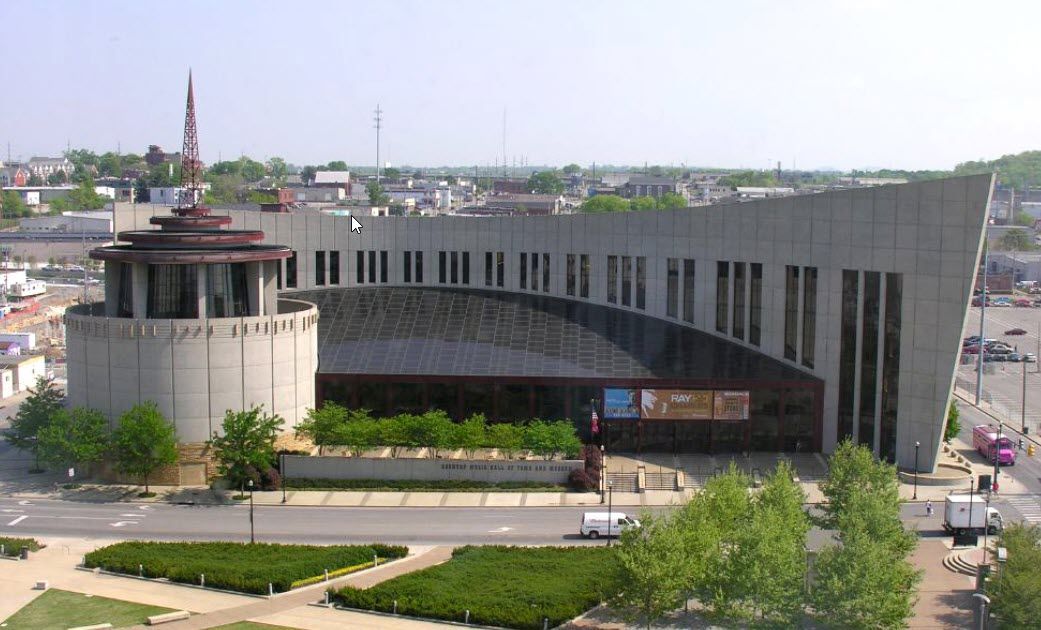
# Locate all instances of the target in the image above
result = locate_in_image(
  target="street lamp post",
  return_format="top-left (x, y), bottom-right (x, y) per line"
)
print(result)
top-left (599, 444), bottom-right (606, 505)
top-left (1023, 360), bottom-right (1029, 434)
top-left (606, 481), bottom-right (614, 548)
top-left (994, 422), bottom-right (1002, 493)
top-left (968, 476), bottom-right (974, 537)
top-left (247, 478), bottom-right (255, 544)
top-left (913, 441), bottom-right (920, 500)
top-left (281, 452), bottom-right (287, 504)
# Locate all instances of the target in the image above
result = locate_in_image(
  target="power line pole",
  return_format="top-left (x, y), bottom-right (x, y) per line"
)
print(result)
top-left (374, 104), bottom-right (383, 186)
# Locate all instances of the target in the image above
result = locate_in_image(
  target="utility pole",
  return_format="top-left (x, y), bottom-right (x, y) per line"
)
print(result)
top-left (502, 108), bottom-right (507, 179)
top-left (1022, 359), bottom-right (1028, 434)
top-left (374, 104), bottom-right (383, 186)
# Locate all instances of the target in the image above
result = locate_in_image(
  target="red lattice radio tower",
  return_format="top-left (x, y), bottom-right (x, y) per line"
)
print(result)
top-left (179, 70), bottom-right (202, 208)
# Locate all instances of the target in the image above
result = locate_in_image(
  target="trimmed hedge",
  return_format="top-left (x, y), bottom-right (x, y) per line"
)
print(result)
top-left (0, 536), bottom-right (42, 556)
top-left (286, 478), bottom-right (565, 492)
top-left (333, 545), bottom-right (622, 629)
top-left (83, 541), bottom-right (407, 594)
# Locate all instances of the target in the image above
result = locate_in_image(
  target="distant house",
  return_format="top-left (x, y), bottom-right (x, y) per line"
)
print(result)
top-left (149, 187), bottom-right (204, 206)
top-left (484, 194), bottom-right (565, 215)
top-left (0, 165), bottom-right (28, 187)
top-left (491, 177), bottom-right (531, 195)
top-left (622, 176), bottom-right (678, 199)
top-left (145, 145), bottom-right (179, 166)
top-left (27, 157), bottom-right (73, 180)
top-left (313, 171), bottom-right (351, 191)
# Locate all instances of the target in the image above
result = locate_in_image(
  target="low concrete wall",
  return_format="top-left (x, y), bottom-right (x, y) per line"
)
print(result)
top-left (284, 455), bottom-right (583, 483)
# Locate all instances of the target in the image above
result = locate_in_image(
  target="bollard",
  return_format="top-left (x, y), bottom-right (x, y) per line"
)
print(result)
top-left (465, 610), bottom-right (470, 624)
top-left (324, 591), bottom-right (330, 607)
top-left (139, 563), bottom-right (144, 577)
top-left (0, 544), bottom-right (4, 556)
top-left (200, 574), bottom-right (205, 587)
top-left (543, 617), bottom-right (549, 630)
top-left (268, 582), bottom-right (274, 596)
top-left (393, 600), bottom-right (398, 614)
top-left (324, 569), bottom-right (329, 582)
top-left (373, 553), bottom-right (378, 567)
top-left (20, 546), bottom-right (28, 560)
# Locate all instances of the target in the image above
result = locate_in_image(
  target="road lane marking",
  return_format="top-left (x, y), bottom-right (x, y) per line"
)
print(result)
top-left (1, 509), bottom-right (24, 513)
top-left (120, 513), bottom-right (143, 518)
top-left (487, 527), bottom-right (515, 533)
top-left (17, 500), bottom-right (32, 505)
top-left (138, 505), bottom-right (152, 511)
top-left (110, 521), bottom-right (139, 528)
top-left (6, 515), bottom-right (27, 526)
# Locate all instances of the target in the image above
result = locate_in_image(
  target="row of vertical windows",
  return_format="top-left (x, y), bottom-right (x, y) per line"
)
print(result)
top-left (665, 258), bottom-right (696, 320)
top-left (605, 255), bottom-right (646, 309)
top-left (565, 254), bottom-right (591, 298)
top-left (713, 261), bottom-right (761, 346)
top-left (314, 251), bottom-right (341, 286)
top-left (518, 253), bottom-right (550, 293)
top-left (438, 251), bottom-right (470, 285)
top-left (356, 250), bottom-right (388, 284)
top-left (402, 251), bottom-right (424, 283)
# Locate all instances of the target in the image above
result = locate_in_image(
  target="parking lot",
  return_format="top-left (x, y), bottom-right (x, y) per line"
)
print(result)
top-left (959, 302), bottom-right (1041, 432)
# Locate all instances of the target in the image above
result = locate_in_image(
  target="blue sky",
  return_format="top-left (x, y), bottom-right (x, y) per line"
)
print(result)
top-left (3, 0), bottom-right (1039, 170)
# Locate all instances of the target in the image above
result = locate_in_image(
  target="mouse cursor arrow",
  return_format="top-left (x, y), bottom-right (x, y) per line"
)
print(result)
top-left (350, 216), bottom-right (363, 234)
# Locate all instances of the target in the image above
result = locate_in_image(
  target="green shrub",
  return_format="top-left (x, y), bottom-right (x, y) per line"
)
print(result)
top-left (333, 545), bottom-right (622, 629)
top-left (285, 478), bottom-right (564, 492)
top-left (83, 541), bottom-right (408, 594)
top-left (0, 536), bottom-right (42, 556)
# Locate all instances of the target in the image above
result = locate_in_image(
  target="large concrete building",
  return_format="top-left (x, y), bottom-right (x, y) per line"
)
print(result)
top-left (101, 174), bottom-right (993, 472)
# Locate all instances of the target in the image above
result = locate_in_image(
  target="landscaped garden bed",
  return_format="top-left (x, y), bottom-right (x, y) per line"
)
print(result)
top-left (286, 478), bottom-right (567, 492)
top-left (332, 545), bottom-right (622, 629)
top-left (83, 541), bottom-right (408, 595)
top-left (0, 536), bottom-right (42, 556)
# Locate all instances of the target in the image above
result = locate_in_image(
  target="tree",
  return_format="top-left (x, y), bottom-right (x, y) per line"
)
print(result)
top-left (37, 407), bottom-right (109, 474)
top-left (1, 190), bottom-right (29, 218)
top-left (657, 192), bottom-right (687, 210)
top-left (719, 170), bottom-right (778, 188)
top-left (818, 439), bottom-right (900, 529)
top-left (613, 512), bottom-right (688, 629)
top-left (267, 157), bottom-right (288, 182)
top-left (98, 152), bottom-right (123, 178)
top-left (1014, 211), bottom-right (1036, 227)
top-left (630, 196), bottom-right (657, 212)
top-left (2, 376), bottom-right (64, 471)
top-left (211, 406), bottom-right (284, 488)
top-left (562, 163), bottom-right (582, 175)
top-left (297, 401), bottom-right (347, 455)
top-left (580, 195), bottom-right (630, 213)
top-left (451, 414), bottom-right (487, 459)
top-left (339, 412), bottom-right (380, 457)
top-left (27, 173), bottom-right (44, 186)
top-left (366, 181), bottom-right (389, 206)
top-left (47, 171), bottom-right (68, 185)
top-left (527, 170), bottom-right (564, 194)
top-left (325, 160), bottom-right (348, 171)
top-left (382, 167), bottom-right (401, 180)
top-left (944, 400), bottom-right (961, 443)
top-left (989, 523), bottom-right (1041, 626)
top-left (64, 177), bottom-right (106, 211)
top-left (486, 423), bottom-right (523, 459)
top-left (998, 228), bottom-right (1036, 251)
top-left (111, 402), bottom-right (178, 494)
top-left (299, 165), bottom-right (317, 184)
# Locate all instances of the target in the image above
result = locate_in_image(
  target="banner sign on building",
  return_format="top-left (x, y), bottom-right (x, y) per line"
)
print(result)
top-left (603, 388), bottom-right (640, 419)
top-left (640, 389), bottom-right (713, 420)
top-left (713, 391), bottom-right (750, 420)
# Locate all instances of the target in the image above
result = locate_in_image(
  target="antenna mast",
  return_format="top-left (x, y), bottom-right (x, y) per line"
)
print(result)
top-left (179, 70), bottom-right (202, 208)
top-left (374, 104), bottom-right (383, 186)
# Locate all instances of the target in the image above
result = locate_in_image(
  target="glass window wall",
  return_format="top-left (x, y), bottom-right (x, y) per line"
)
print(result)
top-left (838, 270), bottom-right (859, 441)
top-left (621, 256), bottom-right (632, 306)
top-left (580, 254), bottom-right (590, 298)
top-left (733, 261), bottom-right (745, 340)
top-left (636, 256), bottom-right (646, 309)
top-left (749, 263), bottom-right (762, 346)
top-left (683, 259), bottom-right (695, 323)
top-left (567, 254), bottom-right (576, 296)
top-left (802, 267), bottom-right (817, 368)
top-left (147, 264), bottom-right (198, 319)
top-left (859, 271), bottom-right (881, 447)
top-left (666, 258), bottom-right (679, 317)
top-left (607, 256), bottom-right (618, 303)
top-left (715, 261), bottom-right (729, 333)
top-left (784, 265), bottom-right (799, 360)
top-left (206, 263), bottom-right (249, 317)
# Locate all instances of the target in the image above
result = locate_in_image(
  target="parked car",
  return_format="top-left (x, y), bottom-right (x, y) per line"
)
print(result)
top-left (1007, 353), bottom-right (1022, 362)
top-left (988, 346), bottom-right (1013, 355)
top-left (963, 345), bottom-right (981, 354)
top-left (1006, 328), bottom-right (1028, 336)
top-left (1015, 299), bottom-right (1033, 307)
top-left (1024, 353), bottom-right (1037, 363)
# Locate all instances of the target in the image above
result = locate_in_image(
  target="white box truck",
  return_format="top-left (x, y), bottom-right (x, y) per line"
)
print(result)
top-left (943, 494), bottom-right (1002, 535)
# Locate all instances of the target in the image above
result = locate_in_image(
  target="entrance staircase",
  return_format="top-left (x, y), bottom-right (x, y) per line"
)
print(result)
top-left (606, 472), bottom-right (639, 493)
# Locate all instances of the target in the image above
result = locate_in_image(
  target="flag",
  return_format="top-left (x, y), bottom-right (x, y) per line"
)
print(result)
top-left (591, 408), bottom-right (600, 435)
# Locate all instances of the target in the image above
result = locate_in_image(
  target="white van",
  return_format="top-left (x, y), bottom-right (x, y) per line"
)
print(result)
top-left (580, 512), bottom-right (640, 539)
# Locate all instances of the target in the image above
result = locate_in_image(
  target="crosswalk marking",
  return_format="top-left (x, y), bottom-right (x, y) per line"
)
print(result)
top-left (1004, 495), bottom-right (1041, 523)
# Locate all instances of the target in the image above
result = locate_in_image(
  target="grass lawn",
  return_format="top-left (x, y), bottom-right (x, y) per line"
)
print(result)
top-left (1, 589), bottom-right (175, 630)
top-left (333, 545), bottom-right (622, 630)
top-left (84, 541), bottom-right (407, 595)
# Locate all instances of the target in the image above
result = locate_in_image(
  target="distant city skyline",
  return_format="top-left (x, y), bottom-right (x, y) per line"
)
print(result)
top-left (3, 0), bottom-right (1039, 172)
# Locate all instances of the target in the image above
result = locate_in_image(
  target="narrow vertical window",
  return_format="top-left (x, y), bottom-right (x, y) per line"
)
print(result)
top-left (439, 251), bottom-right (447, 284)
top-left (463, 252), bottom-right (470, 284)
top-left (749, 263), bottom-right (762, 346)
top-left (367, 250), bottom-right (376, 284)
top-left (450, 251), bottom-right (459, 284)
top-left (415, 251), bottom-right (423, 283)
top-left (356, 251), bottom-right (364, 284)
top-left (567, 254), bottom-right (576, 296)
top-left (683, 259), bottom-right (695, 323)
top-left (580, 254), bottom-right (590, 298)
top-left (732, 262), bottom-right (745, 340)
top-left (607, 256), bottom-right (618, 304)
top-left (784, 265), bottom-right (799, 360)
top-left (837, 270), bottom-right (860, 441)
top-left (403, 251), bottom-right (412, 283)
top-left (286, 251), bottom-right (298, 289)
top-left (315, 251), bottom-right (326, 286)
top-left (542, 253), bottom-right (549, 293)
top-left (621, 256), bottom-right (632, 306)
top-left (485, 252), bottom-right (493, 286)
top-left (496, 252), bottom-right (504, 287)
top-left (666, 258), bottom-right (679, 318)
top-left (520, 253), bottom-right (527, 289)
top-left (635, 257), bottom-right (646, 309)
top-left (276, 260), bottom-right (282, 290)
top-left (380, 251), bottom-right (388, 283)
top-left (802, 267), bottom-right (817, 368)
top-left (859, 271), bottom-right (881, 448)
top-left (715, 261), bottom-right (728, 333)
top-left (329, 251), bottom-right (339, 285)
top-left (531, 252), bottom-right (539, 291)
top-left (880, 273), bottom-right (902, 462)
